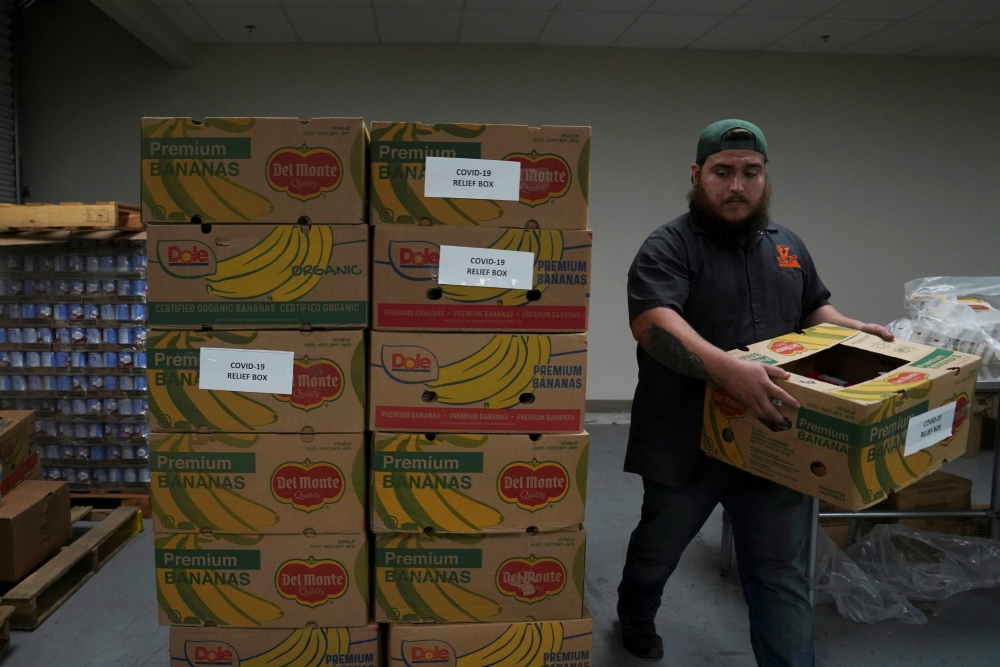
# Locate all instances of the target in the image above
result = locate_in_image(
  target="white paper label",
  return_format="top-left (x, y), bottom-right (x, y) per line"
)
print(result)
top-left (903, 402), bottom-right (957, 456)
top-left (424, 157), bottom-right (521, 201)
top-left (198, 347), bottom-right (295, 395)
top-left (437, 245), bottom-right (535, 290)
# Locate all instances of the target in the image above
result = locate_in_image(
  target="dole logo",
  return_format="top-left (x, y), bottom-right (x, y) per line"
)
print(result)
top-left (712, 386), bottom-right (748, 419)
top-left (504, 151), bottom-right (572, 207)
top-left (496, 555), bottom-right (567, 604)
top-left (382, 345), bottom-right (440, 384)
top-left (402, 640), bottom-right (456, 667)
top-left (768, 340), bottom-right (807, 356)
top-left (885, 371), bottom-right (929, 386)
top-left (185, 641), bottom-right (239, 666)
top-left (266, 144), bottom-right (342, 202)
top-left (271, 459), bottom-right (344, 513)
top-left (274, 356), bottom-right (343, 411)
top-left (156, 240), bottom-right (216, 279)
top-left (388, 240), bottom-right (440, 282)
top-left (497, 459), bottom-right (570, 512)
top-left (275, 556), bottom-right (348, 608)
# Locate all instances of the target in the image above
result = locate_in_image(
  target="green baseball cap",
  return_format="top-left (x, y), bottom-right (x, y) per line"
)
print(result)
top-left (696, 119), bottom-right (768, 165)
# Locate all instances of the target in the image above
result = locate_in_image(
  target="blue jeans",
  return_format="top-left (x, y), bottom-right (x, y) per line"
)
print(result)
top-left (617, 474), bottom-right (815, 667)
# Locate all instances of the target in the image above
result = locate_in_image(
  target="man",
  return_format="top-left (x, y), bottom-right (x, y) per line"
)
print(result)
top-left (616, 119), bottom-right (893, 666)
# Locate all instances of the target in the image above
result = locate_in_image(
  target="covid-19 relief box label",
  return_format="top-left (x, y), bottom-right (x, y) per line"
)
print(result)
top-left (371, 432), bottom-right (588, 534)
top-left (151, 432), bottom-right (366, 535)
top-left (141, 117), bottom-right (367, 224)
top-left (147, 223), bottom-right (368, 328)
top-left (372, 226), bottom-right (591, 332)
top-left (148, 330), bottom-right (366, 434)
top-left (170, 624), bottom-right (380, 667)
top-left (370, 122), bottom-right (590, 229)
top-left (369, 332), bottom-right (587, 434)
top-left (375, 529), bottom-right (585, 623)
top-left (702, 325), bottom-right (981, 511)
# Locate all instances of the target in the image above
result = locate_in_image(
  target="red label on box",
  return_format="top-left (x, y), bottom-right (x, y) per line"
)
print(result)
top-left (377, 304), bottom-right (587, 331)
top-left (374, 406), bottom-right (581, 432)
top-left (1, 450), bottom-right (38, 495)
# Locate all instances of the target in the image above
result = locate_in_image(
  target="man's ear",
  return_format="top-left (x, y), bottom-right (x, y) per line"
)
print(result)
top-left (690, 163), bottom-right (700, 185)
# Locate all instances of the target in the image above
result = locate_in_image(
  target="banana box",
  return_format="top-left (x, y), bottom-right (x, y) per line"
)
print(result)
top-left (0, 411), bottom-right (38, 496)
top-left (369, 332), bottom-right (587, 434)
top-left (170, 624), bottom-right (380, 667)
top-left (151, 432), bottom-right (366, 535)
top-left (372, 226), bottom-right (591, 332)
top-left (371, 432), bottom-right (588, 534)
top-left (156, 532), bottom-right (369, 628)
top-left (147, 223), bottom-right (368, 329)
top-left (148, 330), bottom-right (365, 434)
top-left (370, 122), bottom-right (590, 229)
top-left (702, 325), bottom-right (981, 511)
top-left (374, 529), bottom-right (585, 624)
top-left (389, 608), bottom-right (593, 667)
top-left (142, 117), bottom-right (367, 224)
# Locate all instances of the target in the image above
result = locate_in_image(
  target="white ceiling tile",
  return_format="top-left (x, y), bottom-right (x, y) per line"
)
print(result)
top-left (538, 10), bottom-right (638, 45)
top-left (908, 0), bottom-right (1000, 23)
top-left (647, 0), bottom-right (747, 14)
top-left (616, 13), bottom-right (722, 48)
top-left (765, 18), bottom-right (892, 52)
top-left (188, 0), bottom-right (279, 6)
top-left (913, 22), bottom-right (1000, 56)
top-left (461, 10), bottom-right (550, 43)
top-left (373, 0), bottom-right (464, 7)
top-left (158, 6), bottom-right (222, 42)
top-left (690, 15), bottom-right (808, 50)
top-left (559, 0), bottom-right (651, 11)
top-left (736, 0), bottom-right (843, 18)
top-left (286, 7), bottom-right (377, 42)
top-left (825, 0), bottom-right (941, 21)
top-left (376, 8), bottom-right (461, 42)
top-left (465, 0), bottom-right (558, 8)
top-left (196, 7), bottom-right (299, 41)
top-left (840, 20), bottom-right (976, 54)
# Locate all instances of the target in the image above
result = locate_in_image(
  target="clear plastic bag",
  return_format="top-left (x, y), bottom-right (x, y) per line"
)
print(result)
top-left (815, 524), bottom-right (1000, 624)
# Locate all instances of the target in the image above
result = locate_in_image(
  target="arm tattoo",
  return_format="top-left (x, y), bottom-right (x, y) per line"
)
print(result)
top-left (639, 323), bottom-right (711, 381)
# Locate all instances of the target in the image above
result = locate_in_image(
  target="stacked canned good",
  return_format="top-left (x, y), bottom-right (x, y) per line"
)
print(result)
top-left (0, 237), bottom-right (149, 490)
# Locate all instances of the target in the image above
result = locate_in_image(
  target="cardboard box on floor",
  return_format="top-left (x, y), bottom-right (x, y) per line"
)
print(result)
top-left (370, 122), bottom-right (590, 229)
top-left (150, 432), bottom-right (366, 535)
top-left (147, 223), bottom-right (368, 329)
top-left (388, 608), bottom-right (593, 666)
top-left (702, 325), bottom-right (980, 511)
top-left (170, 624), bottom-right (380, 667)
top-left (374, 529), bottom-right (585, 624)
top-left (0, 411), bottom-right (38, 497)
top-left (141, 117), bottom-right (368, 224)
top-left (147, 329), bottom-right (366, 434)
top-left (886, 470), bottom-right (975, 536)
top-left (368, 332), bottom-right (587, 434)
top-left (156, 532), bottom-right (368, 628)
top-left (371, 226), bottom-right (592, 332)
top-left (371, 432), bottom-right (588, 534)
top-left (0, 480), bottom-right (71, 582)
top-left (962, 395), bottom-right (996, 459)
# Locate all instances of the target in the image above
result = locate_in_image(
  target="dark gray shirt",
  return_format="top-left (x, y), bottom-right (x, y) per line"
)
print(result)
top-left (625, 212), bottom-right (831, 487)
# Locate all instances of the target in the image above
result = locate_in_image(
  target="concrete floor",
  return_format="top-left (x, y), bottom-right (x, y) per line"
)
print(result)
top-left (3, 422), bottom-right (999, 667)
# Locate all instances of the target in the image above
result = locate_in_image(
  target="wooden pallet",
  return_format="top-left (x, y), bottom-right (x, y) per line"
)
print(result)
top-left (0, 506), bottom-right (143, 630)
top-left (0, 606), bottom-right (12, 654)
top-left (71, 489), bottom-right (150, 518)
top-left (0, 202), bottom-right (142, 231)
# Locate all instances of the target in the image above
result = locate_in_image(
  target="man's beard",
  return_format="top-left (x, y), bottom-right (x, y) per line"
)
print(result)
top-left (687, 179), bottom-right (772, 247)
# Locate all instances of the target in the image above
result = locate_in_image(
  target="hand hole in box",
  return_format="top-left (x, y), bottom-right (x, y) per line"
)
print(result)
top-left (424, 433), bottom-right (437, 442)
top-left (810, 461), bottom-right (828, 477)
top-left (722, 428), bottom-right (734, 443)
top-left (526, 290), bottom-right (542, 302)
top-left (524, 219), bottom-right (539, 229)
top-left (519, 392), bottom-right (535, 404)
top-left (199, 222), bottom-right (211, 233)
top-left (529, 434), bottom-right (542, 441)
top-left (421, 390), bottom-right (438, 403)
top-left (426, 288), bottom-right (443, 301)
top-left (422, 526), bottom-right (436, 537)
top-left (418, 217), bottom-right (433, 227)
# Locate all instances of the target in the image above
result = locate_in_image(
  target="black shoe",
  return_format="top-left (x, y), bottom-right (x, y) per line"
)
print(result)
top-left (618, 600), bottom-right (664, 660)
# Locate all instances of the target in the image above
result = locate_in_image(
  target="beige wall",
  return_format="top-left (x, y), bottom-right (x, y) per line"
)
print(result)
top-left (19, 0), bottom-right (1000, 400)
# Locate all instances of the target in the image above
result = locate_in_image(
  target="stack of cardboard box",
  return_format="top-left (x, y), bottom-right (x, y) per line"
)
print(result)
top-left (366, 122), bottom-right (595, 661)
top-left (142, 118), bottom-right (379, 665)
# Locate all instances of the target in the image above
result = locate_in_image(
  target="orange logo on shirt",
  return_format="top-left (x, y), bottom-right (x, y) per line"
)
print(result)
top-left (776, 245), bottom-right (801, 269)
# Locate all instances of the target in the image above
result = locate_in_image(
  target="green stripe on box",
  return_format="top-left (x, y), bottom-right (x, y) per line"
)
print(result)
top-left (150, 452), bottom-right (256, 473)
top-left (911, 349), bottom-right (955, 369)
top-left (796, 402), bottom-right (930, 449)
top-left (371, 451), bottom-right (484, 473)
top-left (376, 548), bottom-right (482, 569)
top-left (148, 301), bottom-right (367, 326)
top-left (371, 141), bottom-right (481, 162)
top-left (142, 137), bottom-right (251, 159)
top-left (155, 549), bottom-right (260, 570)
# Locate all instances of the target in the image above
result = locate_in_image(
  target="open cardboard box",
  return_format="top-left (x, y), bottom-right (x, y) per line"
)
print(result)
top-left (702, 325), bottom-right (980, 510)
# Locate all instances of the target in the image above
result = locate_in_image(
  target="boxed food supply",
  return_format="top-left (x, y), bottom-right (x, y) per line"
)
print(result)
top-left (374, 529), bottom-right (585, 623)
top-left (0, 411), bottom-right (38, 496)
top-left (371, 431), bottom-right (588, 534)
top-left (0, 480), bottom-right (71, 581)
top-left (370, 122), bottom-right (590, 229)
top-left (151, 432), bottom-right (366, 535)
top-left (886, 470), bottom-right (972, 511)
top-left (170, 624), bottom-right (380, 667)
top-left (368, 332), bottom-right (587, 434)
top-left (148, 330), bottom-right (365, 434)
top-left (371, 226), bottom-right (591, 332)
top-left (141, 117), bottom-right (367, 224)
top-left (702, 325), bottom-right (980, 511)
top-left (388, 608), bottom-right (593, 666)
top-left (156, 532), bottom-right (368, 627)
top-left (147, 223), bottom-right (368, 329)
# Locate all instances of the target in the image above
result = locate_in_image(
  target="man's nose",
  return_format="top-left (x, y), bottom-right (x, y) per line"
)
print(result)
top-left (729, 174), bottom-right (744, 192)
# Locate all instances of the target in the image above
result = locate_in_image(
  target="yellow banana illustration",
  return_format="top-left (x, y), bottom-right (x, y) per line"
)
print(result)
top-left (458, 621), bottom-right (565, 667)
top-left (243, 627), bottom-right (351, 667)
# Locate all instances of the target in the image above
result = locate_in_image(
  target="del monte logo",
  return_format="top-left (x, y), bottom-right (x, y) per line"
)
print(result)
top-left (266, 144), bottom-right (342, 202)
top-left (275, 556), bottom-right (348, 607)
top-left (157, 240), bottom-right (217, 278)
top-left (885, 371), bottom-right (929, 385)
top-left (712, 386), bottom-right (748, 419)
top-left (504, 151), bottom-right (572, 207)
top-left (496, 555), bottom-right (566, 604)
top-left (383, 345), bottom-right (440, 383)
top-left (271, 459), bottom-right (344, 512)
top-left (274, 356), bottom-right (343, 411)
top-left (388, 240), bottom-right (440, 281)
top-left (768, 340), bottom-right (807, 356)
top-left (497, 459), bottom-right (569, 512)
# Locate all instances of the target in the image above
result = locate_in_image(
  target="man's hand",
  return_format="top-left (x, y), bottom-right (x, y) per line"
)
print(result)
top-left (711, 358), bottom-right (801, 423)
top-left (859, 322), bottom-right (894, 342)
